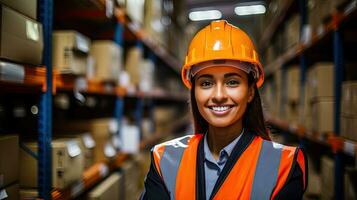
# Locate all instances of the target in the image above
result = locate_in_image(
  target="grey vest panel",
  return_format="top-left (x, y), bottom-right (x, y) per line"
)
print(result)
top-left (250, 140), bottom-right (284, 200)
top-left (160, 135), bottom-right (193, 200)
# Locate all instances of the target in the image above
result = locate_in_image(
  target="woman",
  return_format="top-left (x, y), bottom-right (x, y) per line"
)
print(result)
top-left (141, 20), bottom-right (307, 200)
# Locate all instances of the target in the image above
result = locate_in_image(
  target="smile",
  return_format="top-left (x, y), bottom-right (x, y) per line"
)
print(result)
top-left (208, 105), bottom-right (234, 114)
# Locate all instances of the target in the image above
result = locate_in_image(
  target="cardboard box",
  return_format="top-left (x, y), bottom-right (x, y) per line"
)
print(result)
top-left (55, 133), bottom-right (96, 169)
top-left (321, 156), bottom-right (334, 200)
top-left (311, 98), bottom-right (335, 133)
top-left (88, 172), bottom-right (124, 200)
top-left (19, 189), bottom-right (37, 199)
top-left (308, 62), bottom-right (334, 100)
top-left (89, 119), bottom-right (117, 162)
top-left (0, 5), bottom-right (43, 65)
top-left (344, 167), bottom-right (357, 200)
top-left (52, 31), bottom-right (90, 75)
top-left (0, 0), bottom-right (37, 19)
top-left (0, 135), bottom-right (19, 188)
top-left (285, 14), bottom-right (300, 49)
top-left (20, 139), bottom-right (84, 189)
top-left (122, 159), bottom-right (141, 200)
top-left (125, 47), bottom-right (143, 88)
top-left (341, 81), bottom-right (357, 116)
top-left (90, 41), bottom-right (122, 82)
top-left (287, 65), bottom-right (300, 102)
top-left (340, 115), bottom-right (357, 141)
top-left (1, 183), bottom-right (19, 200)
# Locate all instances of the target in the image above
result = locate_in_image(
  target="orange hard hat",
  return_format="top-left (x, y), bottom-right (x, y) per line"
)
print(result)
top-left (181, 20), bottom-right (264, 89)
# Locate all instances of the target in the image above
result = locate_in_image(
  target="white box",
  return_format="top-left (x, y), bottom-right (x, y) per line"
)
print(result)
top-left (0, 135), bottom-right (19, 188)
top-left (308, 62), bottom-right (335, 100)
top-left (88, 172), bottom-right (124, 200)
top-left (341, 81), bottom-right (357, 116)
top-left (20, 139), bottom-right (84, 189)
top-left (52, 31), bottom-right (90, 75)
top-left (311, 98), bottom-right (335, 133)
top-left (90, 41), bottom-right (122, 82)
top-left (0, 5), bottom-right (43, 65)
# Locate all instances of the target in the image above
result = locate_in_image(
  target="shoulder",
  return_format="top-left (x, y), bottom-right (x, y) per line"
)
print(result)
top-left (151, 134), bottom-right (202, 154)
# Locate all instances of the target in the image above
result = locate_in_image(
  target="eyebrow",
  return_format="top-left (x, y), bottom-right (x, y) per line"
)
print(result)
top-left (196, 74), bottom-right (214, 80)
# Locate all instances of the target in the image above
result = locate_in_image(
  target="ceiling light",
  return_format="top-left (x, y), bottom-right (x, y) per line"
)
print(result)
top-left (234, 4), bottom-right (266, 16)
top-left (189, 10), bottom-right (222, 21)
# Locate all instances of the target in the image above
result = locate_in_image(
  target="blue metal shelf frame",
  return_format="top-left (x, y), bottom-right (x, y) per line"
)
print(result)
top-left (298, 0), bottom-right (308, 150)
top-left (114, 23), bottom-right (125, 138)
top-left (38, 0), bottom-right (53, 199)
top-left (333, 29), bottom-right (344, 200)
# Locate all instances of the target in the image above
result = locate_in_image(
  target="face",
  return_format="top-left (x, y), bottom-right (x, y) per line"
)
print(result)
top-left (194, 66), bottom-right (254, 128)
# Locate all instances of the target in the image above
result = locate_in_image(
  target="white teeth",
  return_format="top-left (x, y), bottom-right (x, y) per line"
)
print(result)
top-left (211, 106), bottom-right (229, 111)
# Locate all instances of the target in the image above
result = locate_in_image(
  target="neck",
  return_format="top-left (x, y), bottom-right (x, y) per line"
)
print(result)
top-left (207, 120), bottom-right (243, 160)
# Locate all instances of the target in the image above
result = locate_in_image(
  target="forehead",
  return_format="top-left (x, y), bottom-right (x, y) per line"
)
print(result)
top-left (195, 66), bottom-right (247, 77)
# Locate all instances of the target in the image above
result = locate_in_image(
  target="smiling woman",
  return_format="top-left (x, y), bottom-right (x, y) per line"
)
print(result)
top-left (140, 20), bottom-right (307, 200)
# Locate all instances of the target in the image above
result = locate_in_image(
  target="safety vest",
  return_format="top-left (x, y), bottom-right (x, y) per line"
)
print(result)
top-left (152, 133), bottom-right (306, 200)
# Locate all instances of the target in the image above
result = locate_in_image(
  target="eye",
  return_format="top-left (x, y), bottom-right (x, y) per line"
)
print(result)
top-left (226, 79), bottom-right (240, 87)
top-left (199, 80), bottom-right (214, 88)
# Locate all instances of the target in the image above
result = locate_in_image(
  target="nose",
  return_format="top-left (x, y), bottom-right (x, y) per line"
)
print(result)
top-left (212, 83), bottom-right (227, 103)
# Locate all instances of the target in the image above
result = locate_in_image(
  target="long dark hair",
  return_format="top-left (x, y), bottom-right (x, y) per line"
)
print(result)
top-left (190, 72), bottom-right (270, 140)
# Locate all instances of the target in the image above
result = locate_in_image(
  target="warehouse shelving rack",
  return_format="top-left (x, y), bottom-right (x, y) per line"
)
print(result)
top-left (262, 0), bottom-right (357, 199)
top-left (0, 0), bottom-right (188, 199)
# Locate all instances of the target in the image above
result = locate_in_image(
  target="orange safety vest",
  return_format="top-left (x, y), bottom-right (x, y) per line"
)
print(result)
top-left (152, 133), bottom-right (306, 200)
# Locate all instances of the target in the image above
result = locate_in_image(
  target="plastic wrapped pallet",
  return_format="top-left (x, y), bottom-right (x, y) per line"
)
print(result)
top-left (0, 5), bottom-right (43, 65)
top-left (286, 65), bottom-right (301, 102)
top-left (88, 172), bottom-right (124, 200)
top-left (0, 0), bottom-right (37, 19)
top-left (52, 30), bottom-right (90, 75)
top-left (139, 59), bottom-right (155, 93)
top-left (341, 81), bottom-right (357, 116)
top-left (125, 47), bottom-right (143, 89)
top-left (0, 183), bottom-right (19, 200)
top-left (90, 41), bottom-right (122, 82)
top-left (0, 135), bottom-right (19, 188)
top-left (19, 139), bottom-right (84, 189)
top-left (321, 156), bottom-right (334, 200)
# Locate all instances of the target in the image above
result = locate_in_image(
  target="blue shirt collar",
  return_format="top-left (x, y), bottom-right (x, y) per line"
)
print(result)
top-left (204, 128), bottom-right (244, 162)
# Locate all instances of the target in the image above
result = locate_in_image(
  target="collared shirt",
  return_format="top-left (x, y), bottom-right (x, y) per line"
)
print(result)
top-left (204, 129), bottom-right (244, 199)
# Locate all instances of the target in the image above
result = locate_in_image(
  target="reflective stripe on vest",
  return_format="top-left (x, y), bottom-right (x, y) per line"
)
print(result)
top-left (153, 135), bottom-right (298, 200)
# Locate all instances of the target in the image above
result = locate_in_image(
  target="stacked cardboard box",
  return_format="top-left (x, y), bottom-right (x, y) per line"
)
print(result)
top-left (0, 0), bottom-right (37, 19)
top-left (304, 62), bottom-right (335, 133)
top-left (90, 41), bottom-right (122, 82)
top-left (340, 81), bottom-right (357, 141)
top-left (0, 135), bottom-right (19, 199)
top-left (285, 65), bottom-right (300, 123)
top-left (88, 172), bottom-right (124, 200)
top-left (1, 183), bottom-right (19, 200)
top-left (143, 0), bottom-right (164, 44)
top-left (0, 4), bottom-right (43, 65)
top-left (52, 31), bottom-right (91, 75)
top-left (19, 138), bottom-right (84, 189)
top-left (273, 69), bottom-right (283, 117)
